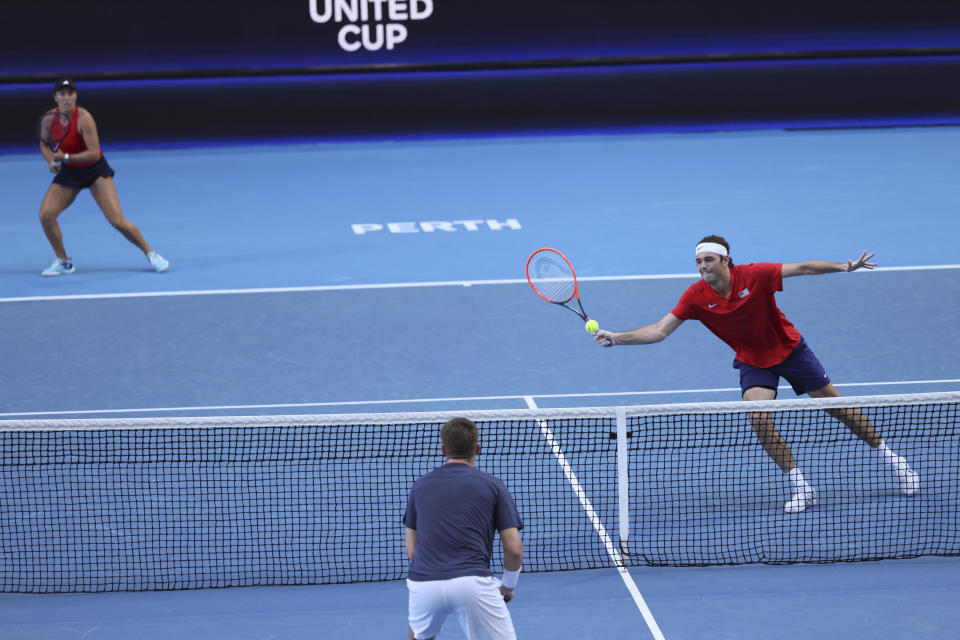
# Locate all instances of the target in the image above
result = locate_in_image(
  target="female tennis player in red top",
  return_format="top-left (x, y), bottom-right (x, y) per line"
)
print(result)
top-left (592, 235), bottom-right (919, 513)
top-left (37, 79), bottom-right (169, 276)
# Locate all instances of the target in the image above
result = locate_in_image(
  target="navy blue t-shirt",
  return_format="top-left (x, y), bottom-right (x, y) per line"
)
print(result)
top-left (404, 463), bottom-right (523, 581)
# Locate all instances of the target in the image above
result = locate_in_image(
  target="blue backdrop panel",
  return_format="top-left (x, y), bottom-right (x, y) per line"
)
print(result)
top-left (4, 55), bottom-right (960, 153)
top-left (3, 1), bottom-right (960, 150)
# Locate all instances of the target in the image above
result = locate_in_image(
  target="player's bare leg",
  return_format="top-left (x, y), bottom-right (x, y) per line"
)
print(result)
top-left (809, 383), bottom-right (919, 495)
top-left (743, 386), bottom-right (797, 472)
top-left (809, 383), bottom-right (881, 446)
top-left (89, 176), bottom-right (153, 254)
top-left (38, 183), bottom-right (78, 261)
top-left (744, 386), bottom-right (816, 512)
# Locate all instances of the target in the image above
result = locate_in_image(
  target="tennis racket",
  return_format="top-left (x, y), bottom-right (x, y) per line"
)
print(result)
top-left (37, 109), bottom-right (71, 171)
top-left (526, 247), bottom-right (609, 343)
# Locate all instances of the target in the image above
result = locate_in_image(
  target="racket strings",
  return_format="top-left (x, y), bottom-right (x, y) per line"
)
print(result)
top-left (39, 111), bottom-right (70, 148)
top-left (51, 114), bottom-right (69, 143)
top-left (38, 113), bottom-right (54, 145)
top-left (528, 253), bottom-right (576, 303)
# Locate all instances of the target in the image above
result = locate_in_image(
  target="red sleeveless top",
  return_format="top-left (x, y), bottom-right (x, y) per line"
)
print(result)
top-left (59, 108), bottom-right (101, 167)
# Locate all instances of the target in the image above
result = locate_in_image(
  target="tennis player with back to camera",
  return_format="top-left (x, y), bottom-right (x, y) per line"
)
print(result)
top-left (405, 417), bottom-right (524, 639)
top-left (592, 235), bottom-right (919, 513)
top-left (37, 79), bottom-right (169, 276)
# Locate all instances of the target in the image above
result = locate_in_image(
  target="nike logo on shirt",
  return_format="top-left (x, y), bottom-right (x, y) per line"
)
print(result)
top-left (708, 303), bottom-right (718, 308)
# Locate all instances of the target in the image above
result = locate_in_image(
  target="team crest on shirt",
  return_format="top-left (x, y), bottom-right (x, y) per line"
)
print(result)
top-left (738, 288), bottom-right (750, 298)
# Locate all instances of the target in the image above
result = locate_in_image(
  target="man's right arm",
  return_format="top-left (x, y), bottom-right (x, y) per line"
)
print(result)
top-left (500, 527), bottom-right (523, 571)
top-left (498, 527), bottom-right (523, 602)
top-left (594, 312), bottom-right (683, 347)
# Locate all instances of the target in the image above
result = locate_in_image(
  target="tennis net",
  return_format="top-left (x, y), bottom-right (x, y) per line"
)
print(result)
top-left (1, 392), bottom-right (957, 592)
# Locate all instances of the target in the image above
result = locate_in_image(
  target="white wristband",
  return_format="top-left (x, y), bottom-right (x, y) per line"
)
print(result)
top-left (64, 153), bottom-right (70, 164)
top-left (501, 567), bottom-right (521, 589)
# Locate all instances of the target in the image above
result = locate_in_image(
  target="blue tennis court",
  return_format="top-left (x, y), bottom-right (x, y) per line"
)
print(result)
top-left (1, 126), bottom-right (959, 638)
top-left (2, 127), bottom-right (959, 417)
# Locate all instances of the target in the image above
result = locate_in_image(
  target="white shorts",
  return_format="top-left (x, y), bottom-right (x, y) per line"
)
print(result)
top-left (407, 575), bottom-right (516, 640)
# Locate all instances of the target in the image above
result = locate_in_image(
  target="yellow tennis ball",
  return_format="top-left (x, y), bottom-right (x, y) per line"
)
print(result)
top-left (585, 319), bottom-right (599, 334)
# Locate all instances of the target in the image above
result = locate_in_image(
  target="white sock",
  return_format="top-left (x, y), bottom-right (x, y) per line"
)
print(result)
top-left (788, 468), bottom-right (811, 492)
top-left (877, 442), bottom-right (905, 472)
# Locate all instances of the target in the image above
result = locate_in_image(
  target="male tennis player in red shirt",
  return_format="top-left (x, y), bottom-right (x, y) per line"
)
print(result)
top-left (592, 235), bottom-right (919, 513)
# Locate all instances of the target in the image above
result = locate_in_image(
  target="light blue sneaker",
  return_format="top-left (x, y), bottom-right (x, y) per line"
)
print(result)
top-left (147, 251), bottom-right (169, 273)
top-left (41, 258), bottom-right (75, 276)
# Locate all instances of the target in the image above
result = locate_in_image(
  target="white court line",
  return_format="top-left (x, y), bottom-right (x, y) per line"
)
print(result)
top-left (524, 396), bottom-right (666, 640)
top-left (2, 264), bottom-right (959, 303)
top-left (1, 378), bottom-right (957, 418)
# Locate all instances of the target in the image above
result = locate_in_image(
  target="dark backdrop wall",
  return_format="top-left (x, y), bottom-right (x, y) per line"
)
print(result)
top-left (3, 0), bottom-right (960, 76)
top-left (2, 0), bottom-right (960, 151)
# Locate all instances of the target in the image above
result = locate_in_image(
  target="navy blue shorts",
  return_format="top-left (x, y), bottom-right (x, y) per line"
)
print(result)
top-left (53, 156), bottom-right (115, 190)
top-left (733, 339), bottom-right (831, 398)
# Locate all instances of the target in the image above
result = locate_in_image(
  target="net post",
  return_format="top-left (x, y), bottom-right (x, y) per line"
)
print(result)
top-left (616, 405), bottom-right (630, 559)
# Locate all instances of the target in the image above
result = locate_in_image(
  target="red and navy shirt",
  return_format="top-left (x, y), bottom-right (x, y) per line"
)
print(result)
top-left (59, 108), bottom-right (101, 167)
top-left (671, 262), bottom-right (802, 368)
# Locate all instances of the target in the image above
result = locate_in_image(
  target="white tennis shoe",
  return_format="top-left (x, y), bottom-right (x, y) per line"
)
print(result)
top-left (41, 258), bottom-right (75, 276)
top-left (785, 487), bottom-right (817, 514)
top-left (147, 251), bottom-right (169, 273)
top-left (896, 466), bottom-right (920, 496)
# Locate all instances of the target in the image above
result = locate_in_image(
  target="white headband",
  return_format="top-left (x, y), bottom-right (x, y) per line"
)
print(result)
top-left (695, 242), bottom-right (728, 257)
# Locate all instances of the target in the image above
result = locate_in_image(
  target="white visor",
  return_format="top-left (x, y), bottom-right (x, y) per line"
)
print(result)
top-left (695, 242), bottom-right (728, 257)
